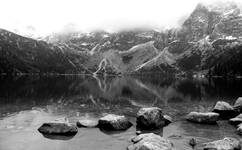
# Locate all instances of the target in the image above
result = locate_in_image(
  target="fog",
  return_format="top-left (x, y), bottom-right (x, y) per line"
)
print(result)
top-left (0, 0), bottom-right (240, 36)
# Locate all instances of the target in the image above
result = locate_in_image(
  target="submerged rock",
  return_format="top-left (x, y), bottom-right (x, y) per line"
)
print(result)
top-left (212, 101), bottom-right (237, 119)
top-left (76, 119), bottom-right (98, 128)
top-left (234, 97), bottom-right (242, 112)
top-left (229, 114), bottom-right (242, 125)
top-left (38, 119), bottom-right (78, 136)
top-left (203, 137), bottom-right (241, 150)
top-left (128, 133), bottom-right (174, 150)
top-left (137, 107), bottom-right (166, 130)
top-left (97, 114), bottom-right (132, 131)
top-left (186, 112), bottom-right (219, 124)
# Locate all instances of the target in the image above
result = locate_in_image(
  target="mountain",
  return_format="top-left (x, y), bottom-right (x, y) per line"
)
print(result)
top-left (178, 1), bottom-right (242, 41)
top-left (138, 1), bottom-right (242, 76)
top-left (0, 29), bottom-right (91, 74)
top-left (1, 1), bottom-right (242, 77)
top-left (92, 41), bottom-right (160, 75)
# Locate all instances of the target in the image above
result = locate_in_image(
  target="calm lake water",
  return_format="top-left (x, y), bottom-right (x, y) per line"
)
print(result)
top-left (0, 75), bottom-right (242, 150)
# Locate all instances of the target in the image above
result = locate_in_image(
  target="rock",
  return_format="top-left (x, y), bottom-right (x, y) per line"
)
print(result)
top-left (137, 107), bottom-right (166, 130)
top-left (38, 119), bottom-right (78, 136)
top-left (229, 114), bottom-right (242, 125)
top-left (186, 112), bottom-right (219, 124)
top-left (128, 133), bottom-right (174, 150)
top-left (237, 123), bottom-right (242, 135)
top-left (164, 115), bottom-right (173, 125)
top-left (234, 97), bottom-right (242, 112)
top-left (212, 101), bottom-right (237, 119)
top-left (97, 114), bottom-right (132, 131)
top-left (136, 130), bottom-right (142, 135)
top-left (203, 137), bottom-right (241, 150)
top-left (76, 119), bottom-right (98, 128)
top-left (189, 138), bottom-right (197, 147)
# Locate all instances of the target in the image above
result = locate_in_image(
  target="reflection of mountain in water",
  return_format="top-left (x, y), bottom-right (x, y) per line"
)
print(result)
top-left (1, 75), bottom-right (242, 117)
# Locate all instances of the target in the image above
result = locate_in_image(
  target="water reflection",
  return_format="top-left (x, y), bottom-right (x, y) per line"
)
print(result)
top-left (0, 75), bottom-right (242, 150)
top-left (41, 134), bottom-right (76, 141)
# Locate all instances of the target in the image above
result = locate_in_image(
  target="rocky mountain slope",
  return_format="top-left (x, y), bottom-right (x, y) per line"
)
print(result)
top-left (1, 1), bottom-right (242, 76)
top-left (0, 29), bottom-right (91, 74)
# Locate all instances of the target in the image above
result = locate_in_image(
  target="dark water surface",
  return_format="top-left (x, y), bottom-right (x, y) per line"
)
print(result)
top-left (0, 75), bottom-right (242, 150)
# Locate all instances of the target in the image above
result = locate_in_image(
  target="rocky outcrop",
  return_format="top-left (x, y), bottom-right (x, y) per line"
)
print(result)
top-left (136, 107), bottom-right (167, 130)
top-left (179, 2), bottom-right (242, 41)
top-left (38, 119), bottom-right (78, 136)
top-left (212, 8), bottom-right (242, 39)
top-left (186, 112), bottom-right (219, 124)
top-left (127, 133), bottom-right (174, 150)
top-left (97, 114), bottom-right (132, 131)
top-left (180, 3), bottom-right (216, 42)
top-left (229, 114), bottom-right (242, 125)
top-left (134, 47), bottom-right (178, 74)
top-left (120, 41), bottom-right (159, 73)
top-left (212, 101), bottom-right (237, 119)
top-left (76, 119), bottom-right (98, 128)
top-left (94, 58), bottom-right (121, 75)
top-left (203, 137), bottom-right (241, 150)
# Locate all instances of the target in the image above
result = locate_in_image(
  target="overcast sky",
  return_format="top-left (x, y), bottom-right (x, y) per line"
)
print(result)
top-left (0, 0), bottom-right (240, 36)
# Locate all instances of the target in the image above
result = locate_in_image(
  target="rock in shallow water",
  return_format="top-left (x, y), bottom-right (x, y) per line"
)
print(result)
top-left (234, 97), bottom-right (242, 112)
top-left (237, 123), bottom-right (242, 135)
top-left (212, 101), bottom-right (237, 119)
top-left (128, 133), bottom-right (174, 150)
top-left (97, 114), bottom-right (132, 131)
top-left (38, 122), bottom-right (78, 136)
top-left (186, 112), bottom-right (219, 124)
top-left (189, 138), bottom-right (197, 147)
top-left (229, 114), bottom-right (242, 125)
top-left (137, 107), bottom-right (166, 130)
top-left (203, 137), bottom-right (241, 150)
top-left (76, 119), bottom-right (98, 128)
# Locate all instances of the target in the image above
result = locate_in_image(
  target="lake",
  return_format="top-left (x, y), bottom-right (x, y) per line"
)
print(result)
top-left (0, 75), bottom-right (241, 150)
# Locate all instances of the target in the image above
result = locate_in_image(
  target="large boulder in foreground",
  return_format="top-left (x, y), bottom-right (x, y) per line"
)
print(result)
top-left (186, 112), bottom-right (219, 124)
top-left (97, 114), bottom-right (132, 131)
top-left (137, 107), bottom-right (166, 130)
top-left (203, 137), bottom-right (241, 150)
top-left (234, 97), bottom-right (242, 112)
top-left (77, 119), bottom-right (98, 128)
top-left (38, 119), bottom-right (78, 136)
top-left (127, 133), bottom-right (174, 150)
top-left (212, 101), bottom-right (237, 119)
top-left (229, 114), bottom-right (242, 125)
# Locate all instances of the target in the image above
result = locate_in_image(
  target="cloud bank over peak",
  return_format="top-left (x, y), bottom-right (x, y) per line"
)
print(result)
top-left (0, 0), bottom-right (241, 37)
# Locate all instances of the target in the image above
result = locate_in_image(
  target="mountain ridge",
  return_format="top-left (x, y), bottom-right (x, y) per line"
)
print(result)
top-left (1, 1), bottom-right (242, 77)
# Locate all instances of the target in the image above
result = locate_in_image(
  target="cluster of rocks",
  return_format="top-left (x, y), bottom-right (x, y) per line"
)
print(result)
top-left (186, 98), bottom-right (242, 125)
top-left (38, 99), bottom-right (242, 150)
top-left (185, 97), bottom-right (242, 150)
top-left (38, 114), bottom-right (134, 137)
top-left (38, 107), bottom-right (175, 150)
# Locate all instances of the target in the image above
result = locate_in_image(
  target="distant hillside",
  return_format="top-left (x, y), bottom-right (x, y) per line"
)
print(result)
top-left (0, 29), bottom-right (90, 74)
